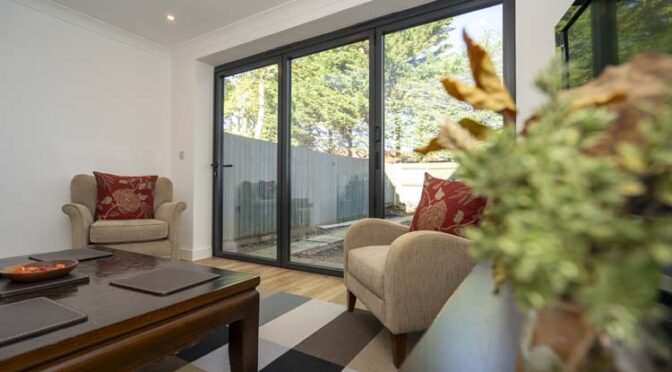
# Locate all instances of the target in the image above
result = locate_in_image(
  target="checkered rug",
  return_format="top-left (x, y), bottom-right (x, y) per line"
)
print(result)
top-left (142, 289), bottom-right (421, 372)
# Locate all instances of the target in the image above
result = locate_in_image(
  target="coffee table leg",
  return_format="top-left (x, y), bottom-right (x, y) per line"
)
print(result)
top-left (229, 292), bottom-right (259, 372)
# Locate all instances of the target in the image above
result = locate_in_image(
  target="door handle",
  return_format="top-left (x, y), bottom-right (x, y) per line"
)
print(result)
top-left (211, 163), bottom-right (233, 178)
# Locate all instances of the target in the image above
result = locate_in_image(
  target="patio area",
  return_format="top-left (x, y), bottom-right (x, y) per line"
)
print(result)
top-left (228, 215), bottom-right (413, 269)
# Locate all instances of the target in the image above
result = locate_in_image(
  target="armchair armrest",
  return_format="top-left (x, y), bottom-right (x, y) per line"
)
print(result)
top-left (62, 203), bottom-right (94, 249)
top-left (155, 201), bottom-right (187, 261)
top-left (344, 218), bottom-right (409, 271)
top-left (384, 231), bottom-right (475, 334)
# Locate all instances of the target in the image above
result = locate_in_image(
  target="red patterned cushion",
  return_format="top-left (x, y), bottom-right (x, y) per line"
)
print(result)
top-left (410, 173), bottom-right (487, 236)
top-left (93, 172), bottom-right (158, 220)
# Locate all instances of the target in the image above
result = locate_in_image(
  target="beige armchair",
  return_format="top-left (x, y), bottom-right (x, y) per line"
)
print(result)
top-left (344, 218), bottom-right (475, 368)
top-left (62, 174), bottom-right (186, 261)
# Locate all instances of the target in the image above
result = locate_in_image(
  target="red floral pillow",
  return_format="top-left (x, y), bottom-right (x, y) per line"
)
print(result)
top-left (410, 173), bottom-right (487, 237)
top-left (93, 172), bottom-right (158, 220)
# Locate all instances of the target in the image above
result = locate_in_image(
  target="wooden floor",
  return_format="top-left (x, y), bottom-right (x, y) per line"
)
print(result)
top-left (198, 257), bottom-right (356, 307)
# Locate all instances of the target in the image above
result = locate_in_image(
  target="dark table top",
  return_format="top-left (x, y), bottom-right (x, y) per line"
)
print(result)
top-left (401, 262), bottom-right (524, 372)
top-left (0, 247), bottom-right (259, 363)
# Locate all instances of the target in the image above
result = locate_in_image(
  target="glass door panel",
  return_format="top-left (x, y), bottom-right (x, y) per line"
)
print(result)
top-left (289, 40), bottom-right (370, 269)
top-left (221, 64), bottom-right (279, 260)
top-left (383, 5), bottom-right (503, 223)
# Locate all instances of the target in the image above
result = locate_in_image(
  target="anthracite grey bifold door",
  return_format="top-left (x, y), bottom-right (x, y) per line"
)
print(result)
top-left (213, 0), bottom-right (513, 276)
top-left (217, 63), bottom-right (281, 263)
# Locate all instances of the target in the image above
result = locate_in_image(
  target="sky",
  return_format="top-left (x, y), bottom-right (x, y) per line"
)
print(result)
top-left (448, 4), bottom-right (503, 48)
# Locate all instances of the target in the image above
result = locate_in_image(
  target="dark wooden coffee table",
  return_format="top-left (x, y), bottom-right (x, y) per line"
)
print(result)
top-left (0, 247), bottom-right (260, 372)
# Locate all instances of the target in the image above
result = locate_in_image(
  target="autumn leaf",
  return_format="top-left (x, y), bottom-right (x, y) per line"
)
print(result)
top-left (464, 31), bottom-right (505, 96)
top-left (416, 119), bottom-right (479, 154)
top-left (567, 90), bottom-right (626, 111)
top-left (554, 53), bottom-right (672, 155)
top-left (523, 91), bottom-right (625, 135)
top-left (418, 32), bottom-right (514, 155)
top-left (415, 137), bottom-right (444, 155)
top-left (439, 31), bottom-right (516, 116)
top-left (458, 118), bottom-right (490, 140)
top-left (440, 78), bottom-right (513, 113)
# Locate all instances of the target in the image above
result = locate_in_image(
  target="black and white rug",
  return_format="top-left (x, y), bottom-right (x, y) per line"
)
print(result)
top-left (142, 289), bottom-right (420, 372)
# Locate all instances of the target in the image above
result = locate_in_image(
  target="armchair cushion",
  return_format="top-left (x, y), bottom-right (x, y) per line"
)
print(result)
top-left (90, 219), bottom-right (168, 244)
top-left (93, 172), bottom-right (158, 220)
top-left (410, 173), bottom-right (486, 237)
top-left (348, 245), bottom-right (389, 298)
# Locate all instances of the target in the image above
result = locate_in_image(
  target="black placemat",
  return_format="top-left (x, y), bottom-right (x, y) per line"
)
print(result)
top-left (29, 248), bottom-right (113, 262)
top-left (110, 269), bottom-right (220, 296)
top-left (0, 297), bottom-right (87, 346)
top-left (0, 274), bottom-right (90, 299)
top-left (0, 256), bottom-right (31, 269)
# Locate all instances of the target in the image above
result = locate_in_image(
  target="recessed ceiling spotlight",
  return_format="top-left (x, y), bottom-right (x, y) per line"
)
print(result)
top-left (166, 14), bottom-right (176, 21)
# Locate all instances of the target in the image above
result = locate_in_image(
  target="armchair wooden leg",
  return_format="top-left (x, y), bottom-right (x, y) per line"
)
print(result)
top-left (347, 290), bottom-right (356, 312)
top-left (391, 332), bottom-right (407, 368)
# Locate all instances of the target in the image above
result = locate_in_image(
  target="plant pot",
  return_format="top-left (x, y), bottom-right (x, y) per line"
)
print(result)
top-left (518, 302), bottom-right (598, 372)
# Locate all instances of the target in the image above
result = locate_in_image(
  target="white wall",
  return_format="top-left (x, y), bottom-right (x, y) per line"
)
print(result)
top-left (515, 0), bottom-right (575, 129)
top-left (0, 0), bottom-right (171, 257)
top-left (169, 56), bottom-right (213, 261)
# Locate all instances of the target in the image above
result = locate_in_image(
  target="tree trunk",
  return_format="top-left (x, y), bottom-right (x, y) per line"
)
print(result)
top-left (395, 112), bottom-right (402, 159)
top-left (254, 77), bottom-right (265, 139)
top-left (346, 133), bottom-right (353, 157)
top-left (328, 129), bottom-right (334, 154)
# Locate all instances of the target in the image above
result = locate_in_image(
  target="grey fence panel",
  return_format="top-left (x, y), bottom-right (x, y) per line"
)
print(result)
top-left (221, 133), bottom-right (369, 241)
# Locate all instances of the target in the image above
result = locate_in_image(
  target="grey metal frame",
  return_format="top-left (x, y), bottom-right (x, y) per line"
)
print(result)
top-left (557, 0), bottom-right (618, 88)
top-left (213, 0), bottom-right (516, 276)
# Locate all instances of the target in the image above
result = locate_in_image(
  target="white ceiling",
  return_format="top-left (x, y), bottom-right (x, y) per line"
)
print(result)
top-left (51, 0), bottom-right (293, 47)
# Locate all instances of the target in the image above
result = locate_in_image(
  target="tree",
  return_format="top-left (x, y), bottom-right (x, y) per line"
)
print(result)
top-left (383, 18), bottom-right (503, 163)
top-left (291, 41), bottom-right (369, 157)
top-left (223, 65), bottom-right (278, 141)
top-left (221, 14), bottom-right (504, 162)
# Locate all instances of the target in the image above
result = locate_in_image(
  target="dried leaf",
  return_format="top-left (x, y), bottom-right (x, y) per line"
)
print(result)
top-left (415, 137), bottom-right (443, 155)
top-left (568, 91), bottom-right (626, 111)
top-left (464, 31), bottom-right (503, 95)
top-left (558, 52), bottom-right (672, 156)
top-left (458, 118), bottom-right (489, 140)
top-left (440, 78), bottom-right (516, 114)
top-left (415, 119), bottom-right (479, 155)
top-left (437, 31), bottom-right (517, 116)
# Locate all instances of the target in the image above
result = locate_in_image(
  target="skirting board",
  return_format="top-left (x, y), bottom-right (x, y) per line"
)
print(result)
top-left (180, 247), bottom-right (212, 262)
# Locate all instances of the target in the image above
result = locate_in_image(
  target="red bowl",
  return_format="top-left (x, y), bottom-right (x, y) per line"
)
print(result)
top-left (0, 260), bottom-right (79, 283)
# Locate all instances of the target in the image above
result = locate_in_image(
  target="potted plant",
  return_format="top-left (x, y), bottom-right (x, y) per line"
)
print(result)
top-left (420, 32), bottom-right (672, 371)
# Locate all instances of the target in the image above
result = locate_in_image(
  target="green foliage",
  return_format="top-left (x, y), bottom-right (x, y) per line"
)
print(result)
top-left (617, 0), bottom-right (672, 62)
top-left (222, 16), bottom-right (503, 162)
top-left (384, 21), bottom-right (503, 163)
top-left (223, 65), bottom-right (279, 141)
top-left (456, 82), bottom-right (672, 343)
top-left (557, 0), bottom-right (672, 87)
top-left (291, 41), bottom-right (369, 157)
